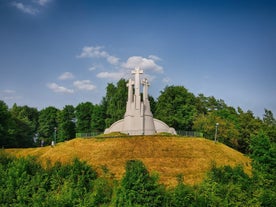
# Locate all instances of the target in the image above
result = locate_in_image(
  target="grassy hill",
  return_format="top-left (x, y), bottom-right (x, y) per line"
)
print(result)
top-left (5, 135), bottom-right (251, 186)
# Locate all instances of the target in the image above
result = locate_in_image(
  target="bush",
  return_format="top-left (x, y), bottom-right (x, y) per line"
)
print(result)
top-left (114, 160), bottom-right (165, 207)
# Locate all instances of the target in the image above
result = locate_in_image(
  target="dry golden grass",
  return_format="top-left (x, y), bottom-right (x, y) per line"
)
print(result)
top-left (5, 136), bottom-right (251, 186)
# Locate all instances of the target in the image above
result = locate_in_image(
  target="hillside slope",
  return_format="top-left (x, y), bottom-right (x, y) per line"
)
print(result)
top-left (6, 136), bottom-right (251, 186)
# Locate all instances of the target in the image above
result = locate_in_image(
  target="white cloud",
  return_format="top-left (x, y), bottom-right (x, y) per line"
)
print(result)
top-left (58, 72), bottom-right (74, 80)
top-left (148, 55), bottom-right (162, 61)
top-left (107, 56), bottom-right (120, 65)
top-left (2, 96), bottom-right (21, 101)
top-left (34, 0), bottom-right (51, 6)
top-left (73, 80), bottom-right (96, 91)
top-left (89, 66), bottom-right (96, 71)
top-left (77, 46), bottom-right (119, 65)
top-left (12, 2), bottom-right (39, 15)
top-left (3, 89), bottom-right (16, 94)
top-left (162, 77), bottom-right (171, 83)
top-left (122, 56), bottom-right (163, 73)
top-left (47, 83), bottom-right (74, 94)
top-left (96, 71), bottom-right (124, 80)
top-left (1, 89), bottom-right (20, 101)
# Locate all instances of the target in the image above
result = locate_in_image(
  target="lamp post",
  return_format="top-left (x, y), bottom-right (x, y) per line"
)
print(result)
top-left (214, 123), bottom-right (219, 143)
top-left (54, 127), bottom-right (57, 144)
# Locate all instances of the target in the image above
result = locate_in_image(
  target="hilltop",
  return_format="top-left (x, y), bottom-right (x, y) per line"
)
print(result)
top-left (5, 135), bottom-right (251, 186)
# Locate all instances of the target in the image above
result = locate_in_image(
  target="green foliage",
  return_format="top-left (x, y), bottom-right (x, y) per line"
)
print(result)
top-left (195, 164), bottom-right (260, 207)
top-left (166, 174), bottom-right (195, 207)
top-left (249, 132), bottom-right (276, 207)
top-left (75, 102), bottom-right (94, 133)
top-left (104, 79), bottom-right (128, 128)
top-left (0, 100), bottom-right (11, 148)
top-left (114, 160), bottom-right (164, 207)
top-left (0, 151), bottom-right (275, 207)
top-left (38, 106), bottom-right (59, 144)
top-left (91, 104), bottom-right (106, 132)
top-left (193, 111), bottom-right (240, 148)
top-left (237, 108), bottom-right (262, 153)
top-left (0, 152), bottom-right (102, 206)
top-left (57, 105), bottom-right (76, 142)
top-left (262, 109), bottom-right (276, 143)
top-left (155, 85), bottom-right (196, 130)
top-left (89, 178), bottom-right (113, 205)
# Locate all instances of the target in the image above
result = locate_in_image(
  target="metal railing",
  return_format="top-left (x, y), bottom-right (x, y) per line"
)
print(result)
top-left (76, 130), bottom-right (203, 138)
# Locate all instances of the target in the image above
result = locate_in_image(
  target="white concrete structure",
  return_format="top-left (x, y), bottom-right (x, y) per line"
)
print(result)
top-left (104, 68), bottom-right (176, 135)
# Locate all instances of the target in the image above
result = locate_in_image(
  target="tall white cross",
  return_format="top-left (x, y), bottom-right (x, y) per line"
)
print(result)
top-left (142, 78), bottom-right (150, 101)
top-left (127, 79), bottom-right (134, 102)
top-left (131, 67), bottom-right (143, 96)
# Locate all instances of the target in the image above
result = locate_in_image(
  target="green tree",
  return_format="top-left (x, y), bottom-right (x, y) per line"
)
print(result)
top-left (115, 160), bottom-right (164, 207)
top-left (167, 174), bottom-right (195, 207)
top-left (250, 132), bottom-right (275, 174)
top-left (249, 132), bottom-right (276, 206)
top-left (0, 100), bottom-right (11, 148)
top-left (75, 102), bottom-right (93, 134)
top-left (193, 112), bottom-right (239, 148)
top-left (149, 95), bottom-right (156, 115)
top-left (104, 79), bottom-right (128, 128)
top-left (9, 104), bottom-right (39, 147)
top-left (57, 105), bottom-right (76, 142)
top-left (38, 106), bottom-right (59, 144)
top-left (237, 108), bottom-right (262, 153)
top-left (155, 85), bottom-right (196, 130)
top-left (91, 104), bottom-right (105, 132)
top-left (262, 109), bottom-right (276, 143)
top-left (196, 164), bottom-right (258, 207)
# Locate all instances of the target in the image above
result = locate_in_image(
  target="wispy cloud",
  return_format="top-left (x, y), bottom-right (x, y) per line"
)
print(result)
top-left (148, 55), bottom-right (162, 61)
top-left (162, 77), bottom-right (171, 83)
top-left (1, 89), bottom-right (21, 101)
top-left (77, 46), bottom-right (120, 65)
top-left (58, 72), bottom-right (75, 80)
top-left (34, 0), bottom-right (51, 6)
top-left (47, 83), bottom-right (74, 94)
top-left (12, 2), bottom-right (39, 15)
top-left (12, 0), bottom-right (52, 15)
top-left (73, 80), bottom-right (96, 91)
top-left (2, 89), bottom-right (16, 94)
top-left (96, 71), bottom-right (124, 80)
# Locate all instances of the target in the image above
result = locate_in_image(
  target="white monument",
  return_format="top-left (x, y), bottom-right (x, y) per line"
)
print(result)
top-left (104, 68), bottom-right (176, 135)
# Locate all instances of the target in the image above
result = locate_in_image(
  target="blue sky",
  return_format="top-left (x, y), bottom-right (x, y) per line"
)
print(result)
top-left (0, 0), bottom-right (275, 118)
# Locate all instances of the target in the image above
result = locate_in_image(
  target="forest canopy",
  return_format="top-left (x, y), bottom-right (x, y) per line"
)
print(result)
top-left (0, 79), bottom-right (275, 155)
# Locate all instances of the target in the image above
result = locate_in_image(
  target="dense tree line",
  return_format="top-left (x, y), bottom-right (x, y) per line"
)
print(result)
top-left (1, 79), bottom-right (276, 155)
top-left (0, 132), bottom-right (275, 206)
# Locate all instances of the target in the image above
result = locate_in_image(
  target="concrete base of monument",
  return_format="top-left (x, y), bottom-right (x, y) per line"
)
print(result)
top-left (104, 118), bottom-right (177, 135)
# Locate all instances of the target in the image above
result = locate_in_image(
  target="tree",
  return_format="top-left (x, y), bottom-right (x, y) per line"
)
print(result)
top-left (8, 104), bottom-right (39, 147)
top-left (0, 100), bottom-right (11, 147)
top-left (196, 164), bottom-right (257, 207)
top-left (115, 160), bottom-right (164, 206)
top-left (57, 105), bottom-right (76, 142)
top-left (38, 106), bottom-right (59, 144)
top-left (262, 109), bottom-right (276, 143)
top-left (104, 79), bottom-right (128, 128)
top-left (249, 132), bottom-right (276, 206)
top-left (91, 104), bottom-right (105, 132)
top-left (237, 108), bottom-right (262, 153)
top-left (155, 86), bottom-right (196, 130)
top-left (167, 174), bottom-right (195, 207)
top-left (75, 102), bottom-right (93, 133)
top-left (149, 95), bottom-right (156, 115)
top-left (250, 132), bottom-right (275, 174)
top-left (193, 111), bottom-right (239, 148)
